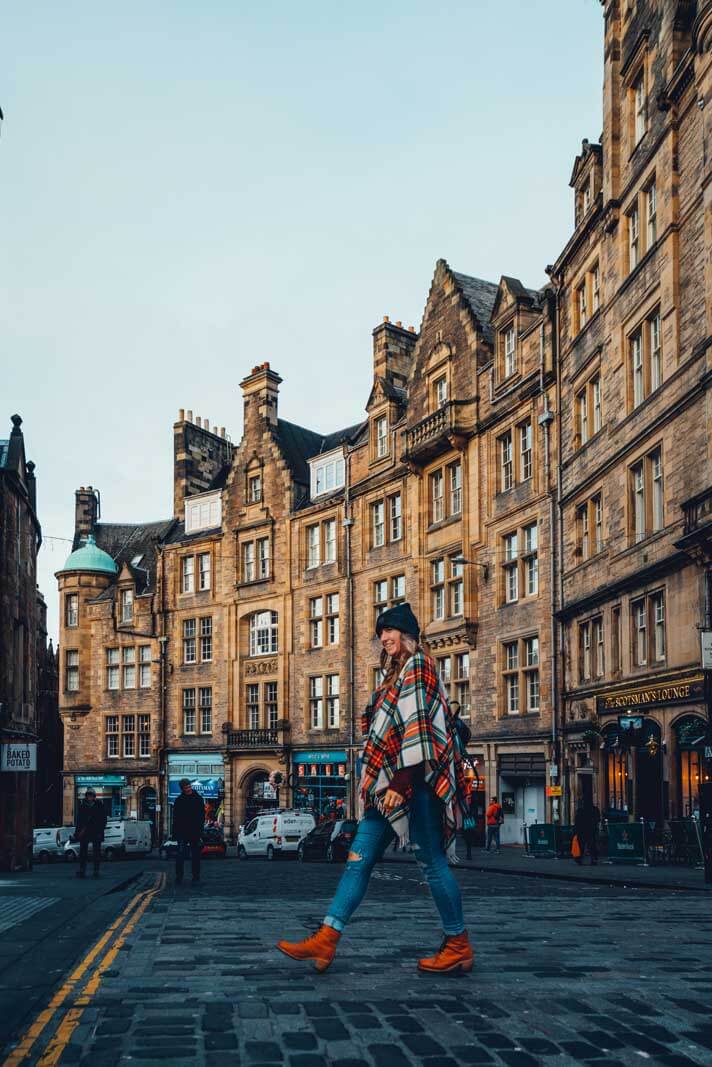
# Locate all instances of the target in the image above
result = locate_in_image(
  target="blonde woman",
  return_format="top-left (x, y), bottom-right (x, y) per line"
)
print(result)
top-left (277, 603), bottom-right (473, 974)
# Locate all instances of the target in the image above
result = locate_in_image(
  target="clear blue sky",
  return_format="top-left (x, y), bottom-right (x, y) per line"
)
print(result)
top-left (1, 1), bottom-right (603, 640)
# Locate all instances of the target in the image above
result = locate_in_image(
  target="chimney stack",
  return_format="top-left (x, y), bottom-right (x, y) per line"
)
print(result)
top-left (240, 362), bottom-right (282, 429)
top-left (75, 486), bottom-right (100, 543)
top-left (371, 318), bottom-right (418, 392)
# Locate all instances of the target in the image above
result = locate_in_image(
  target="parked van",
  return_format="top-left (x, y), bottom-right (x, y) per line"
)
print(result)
top-left (33, 826), bottom-right (74, 862)
top-left (64, 819), bottom-right (153, 861)
top-left (238, 810), bottom-right (315, 860)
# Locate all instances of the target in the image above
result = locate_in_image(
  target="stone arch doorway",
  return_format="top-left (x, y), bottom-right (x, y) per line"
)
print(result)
top-left (243, 769), bottom-right (278, 825)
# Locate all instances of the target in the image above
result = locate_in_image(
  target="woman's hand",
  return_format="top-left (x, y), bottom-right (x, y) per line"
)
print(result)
top-left (382, 788), bottom-right (404, 813)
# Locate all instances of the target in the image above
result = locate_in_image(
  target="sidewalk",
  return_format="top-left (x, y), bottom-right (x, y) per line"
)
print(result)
top-left (384, 842), bottom-right (710, 891)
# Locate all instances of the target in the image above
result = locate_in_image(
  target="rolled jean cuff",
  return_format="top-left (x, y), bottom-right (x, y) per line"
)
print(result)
top-left (443, 923), bottom-right (466, 936)
top-left (324, 915), bottom-right (345, 932)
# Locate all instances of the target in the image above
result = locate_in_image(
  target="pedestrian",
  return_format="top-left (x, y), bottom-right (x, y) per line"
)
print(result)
top-left (172, 778), bottom-right (205, 885)
top-left (573, 798), bottom-right (600, 865)
top-left (277, 602), bottom-right (474, 974)
top-left (485, 796), bottom-right (503, 852)
top-left (75, 789), bottom-right (107, 879)
top-left (463, 800), bottom-right (478, 860)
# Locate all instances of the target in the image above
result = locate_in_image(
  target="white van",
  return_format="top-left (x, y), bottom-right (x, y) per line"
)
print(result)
top-left (238, 810), bottom-right (315, 860)
top-left (64, 819), bottom-right (153, 861)
top-left (33, 826), bottom-right (74, 862)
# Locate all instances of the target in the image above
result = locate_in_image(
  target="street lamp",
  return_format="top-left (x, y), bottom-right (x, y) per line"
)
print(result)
top-left (450, 556), bottom-right (489, 581)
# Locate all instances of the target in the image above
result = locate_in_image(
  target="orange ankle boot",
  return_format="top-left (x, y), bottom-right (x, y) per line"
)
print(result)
top-left (276, 924), bottom-right (341, 972)
top-left (418, 931), bottom-right (474, 974)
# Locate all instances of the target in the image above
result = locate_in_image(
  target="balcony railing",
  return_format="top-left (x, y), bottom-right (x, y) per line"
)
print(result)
top-left (682, 487), bottom-right (712, 535)
top-left (226, 728), bottom-right (279, 748)
top-left (404, 401), bottom-right (472, 463)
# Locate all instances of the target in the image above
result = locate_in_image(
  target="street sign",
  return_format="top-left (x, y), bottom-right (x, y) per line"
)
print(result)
top-left (546, 785), bottom-right (562, 797)
top-left (702, 631), bottom-right (712, 670)
top-left (1, 742), bottom-right (37, 772)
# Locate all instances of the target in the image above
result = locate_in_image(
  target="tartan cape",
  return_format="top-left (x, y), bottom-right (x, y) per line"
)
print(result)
top-left (360, 651), bottom-right (471, 847)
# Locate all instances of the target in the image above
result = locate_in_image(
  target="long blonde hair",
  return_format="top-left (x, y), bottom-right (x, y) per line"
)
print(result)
top-left (379, 633), bottom-right (427, 690)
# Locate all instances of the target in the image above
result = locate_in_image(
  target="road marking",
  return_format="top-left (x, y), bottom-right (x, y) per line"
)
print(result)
top-left (0, 898), bottom-right (59, 935)
top-left (2, 873), bottom-right (164, 1067)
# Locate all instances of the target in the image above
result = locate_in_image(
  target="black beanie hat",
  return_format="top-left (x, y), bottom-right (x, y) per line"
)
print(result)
top-left (375, 601), bottom-right (420, 639)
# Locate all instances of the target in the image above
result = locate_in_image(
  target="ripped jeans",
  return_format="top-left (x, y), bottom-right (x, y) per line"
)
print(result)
top-left (324, 784), bottom-right (465, 936)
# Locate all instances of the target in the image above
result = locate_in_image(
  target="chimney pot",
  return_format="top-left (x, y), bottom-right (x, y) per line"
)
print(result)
top-left (220, 427), bottom-right (226, 438)
top-left (213, 425), bottom-right (218, 435)
top-left (196, 416), bottom-right (202, 428)
top-left (396, 320), bottom-right (402, 328)
top-left (179, 408), bottom-right (185, 421)
top-left (408, 326), bottom-right (416, 333)
top-left (383, 316), bottom-right (390, 323)
top-left (252, 365), bottom-right (259, 375)
top-left (187, 410), bottom-right (193, 422)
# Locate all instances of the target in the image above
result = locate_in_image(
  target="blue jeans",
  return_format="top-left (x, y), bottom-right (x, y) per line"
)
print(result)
top-left (486, 825), bottom-right (500, 851)
top-left (324, 784), bottom-right (465, 936)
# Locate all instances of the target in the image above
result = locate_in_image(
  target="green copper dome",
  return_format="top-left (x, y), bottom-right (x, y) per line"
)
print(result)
top-left (60, 534), bottom-right (118, 575)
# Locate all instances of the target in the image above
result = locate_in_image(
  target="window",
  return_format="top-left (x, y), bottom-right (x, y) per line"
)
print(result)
top-left (200, 617), bottom-right (213, 662)
top-left (650, 312), bottom-right (662, 393)
top-left (576, 495), bottom-right (603, 561)
top-left (500, 432), bottom-right (513, 492)
top-left (120, 588), bottom-right (133, 623)
top-left (66, 593), bottom-right (79, 628)
top-left (652, 592), bottom-right (665, 662)
top-left (247, 683), bottom-right (259, 730)
top-left (592, 264), bottom-right (600, 313)
top-left (372, 501), bottom-right (385, 547)
top-left (503, 326), bottom-right (516, 378)
top-left (646, 181), bottom-right (657, 247)
top-left (327, 674), bottom-right (340, 728)
top-left (65, 650), bottom-right (79, 692)
top-left (448, 462), bottom-right (462, 515)
top-left (390, 493), bottom-right (402, 541)
top-left (198, 552), bottom-right (211, 590)
top-left (577, 282), bottom-right (587, 330)
top-left (199, 687), bottom-right (212, 734)
top-left (631, 330), bottom-right (644, 407)
top-left (502, 636), bottom-right (540, 715)
top-left (632, 597), bottom-right (648, 666)
top-left (326, 593), bottom-right (339, 644)
top-left (249, 611), bottom-right (278, 656)
top-left (633, 69), bottom-right (646, 144)
top-left (183, 618), bottom-right (197, 664)
top-left (248, 473), bottom-right (262, 503)
top-left (629, 446), bottom-right (663, 543)
top-left (594, 616), bottom-right (604, 678)
top-left (612, 606), bottom-right (621, 675)
top-left (139, 646), bottom-right (151, 688)
top-left (311, 452), bottom-right (345, 497)
top-left (629, 204), bottom-right (640, 270)
top-left (376, 415), bottom-right (388, 459)
top-left (183, 689), bottom-right (196, 734)
top-left (594, 494), bottom-right (603, 554)
top-left (185, 492), bottom-right (221, 533)
top-left (257, 538), bottom-right (270, 579)
top-left (106, 715), bottom-right (119, 758)
top-left (106, 648), bottom-right (119, 690)
top-left (122, 647), bottom-right (136, 689)
top-left (519, 423), bottom-right (532, 481)
top-left (435, 376), bottom-right (448, 407)
top-left (631, 591), bottom-right (666, 668)
top-left (307, 525), bottom-right (320, 568)
top-left (392, 574), bottom-right (405, 604)
top-left (576, 374), bottom-right (601, 447)
top-left (454, 653), bottom-right (470, 720)
top-left (265, 682), bottom-right (278, 729)
top-left (138, 715), bottom-right (151, 757)
top-left (592, 376), bottom-right (602, 434)
top-left (578, 390), bottom-right (589, 446)
top-left (431, 470), bottom-right (444, 523)
top-left (449, 555), bottom-right (464, 617)
top-left (243, 542), bottom-right (256, 582)
top-left (431, 558), bottom-right (445, 621)
top-left (123, 733), bottom-right (135, 758)
top-left (310, 676), bottom-right (324, 729)
top-left (181, 556), bottom-right (194, 594)
top-left (310, 596), bottom-right (324, 647)
top-left (580, 621), bottom-right (592, 681)
top-left (583, 179), bottom-right (592, 216)
top-left (502, 523), bottom-right (538, 602)
top-left (374, 576), bottom-right (405, 626)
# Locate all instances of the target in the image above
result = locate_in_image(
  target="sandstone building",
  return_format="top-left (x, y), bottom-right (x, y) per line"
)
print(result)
top-left (56, 0), bottom-right (712, 844)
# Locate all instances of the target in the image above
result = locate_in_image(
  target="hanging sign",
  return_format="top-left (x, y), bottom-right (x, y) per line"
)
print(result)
top-left (1, 743), bottom-right (37, 772)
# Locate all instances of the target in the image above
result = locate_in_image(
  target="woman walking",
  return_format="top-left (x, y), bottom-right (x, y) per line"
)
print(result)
top-left (276, 603), bottom-right (473, 974)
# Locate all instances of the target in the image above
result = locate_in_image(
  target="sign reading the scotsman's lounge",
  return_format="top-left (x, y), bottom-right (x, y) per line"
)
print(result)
top-left (597, 674), bottom-right (706, 714)
top-left (0, 742), bottom-right (37, 772)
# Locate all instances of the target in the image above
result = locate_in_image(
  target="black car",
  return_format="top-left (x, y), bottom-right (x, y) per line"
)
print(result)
top-left (297, 819), bottom-right (357, 863)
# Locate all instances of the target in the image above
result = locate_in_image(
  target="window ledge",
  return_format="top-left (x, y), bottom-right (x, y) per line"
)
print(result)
top-left (426, 514), bottom-right (462, 535)
top-left (572, 308), bottom-right (602, 346)
top-left (611, 526), bottom-right (668, 564)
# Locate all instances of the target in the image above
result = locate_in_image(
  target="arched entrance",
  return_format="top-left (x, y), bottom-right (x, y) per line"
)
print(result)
top-left (139, 787), bottom-right (157, 842)
top-left (601, 718), bottom-right (663, 825)
top-left (674, 715), bottom-right (709, 817)
top-left (244, 770), bottom-right (278, 825)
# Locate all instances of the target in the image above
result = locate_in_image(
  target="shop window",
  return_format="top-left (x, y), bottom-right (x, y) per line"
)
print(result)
top-left (676, 717), bottom-right (710, 817)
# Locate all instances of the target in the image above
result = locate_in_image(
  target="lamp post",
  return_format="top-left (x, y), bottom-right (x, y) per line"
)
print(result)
top-left (449, 556), bottom-right (489, 581)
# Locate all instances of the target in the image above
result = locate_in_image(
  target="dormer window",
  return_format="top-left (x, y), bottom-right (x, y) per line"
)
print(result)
top-left (310, 449), bottom-right (345, 499)
top-left (120, 589), bottom-right (133, 623)
top-left (185, 491), bottom-right (221, 533)
top-left (248, 474), bottom-right (262, 504)
top-left (582, 179), bottom-right (592, 216)
top-left (375, 415), bottom-right (388, 459)
top-left (500, 325), bottom-right (516, 380)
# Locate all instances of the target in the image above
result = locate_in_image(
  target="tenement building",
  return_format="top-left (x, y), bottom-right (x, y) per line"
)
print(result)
top-left (552, 1), bottom-right (712, 825)
top-left (56, 0), bottom-right (712, 841)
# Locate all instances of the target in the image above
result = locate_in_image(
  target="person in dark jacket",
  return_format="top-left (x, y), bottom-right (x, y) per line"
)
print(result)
top-left (75, 789), bottom-right (107, 878)
top-left (173, 779), bottom-right (205, 885)
top-left (573, 800), bottom-right (601, 865)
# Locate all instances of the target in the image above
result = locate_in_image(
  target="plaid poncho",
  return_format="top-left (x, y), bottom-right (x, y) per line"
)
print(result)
top-left (360, 651), bottom-right (471, 847)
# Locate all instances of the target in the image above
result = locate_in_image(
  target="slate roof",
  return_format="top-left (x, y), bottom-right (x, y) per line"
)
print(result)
top-left (501, 275), bottom-right (544, 309)
top-left (275, 418), bottom-right (365, 487)
top-left (89, 519), bottom-right (176, 592)
top-left (162, 521), bottom-right (222, 547)
top-left (0, 441), bottom-right (8, 468)
top-left (450, 271), bottom-right (499, 343)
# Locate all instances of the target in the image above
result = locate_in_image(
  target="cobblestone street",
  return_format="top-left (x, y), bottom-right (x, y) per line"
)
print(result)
top-left (4, 857), bottom-right (712, 1066)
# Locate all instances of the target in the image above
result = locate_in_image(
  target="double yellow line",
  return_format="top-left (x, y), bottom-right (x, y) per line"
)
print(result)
top-left (3, 872), bottom-right (165, 1067)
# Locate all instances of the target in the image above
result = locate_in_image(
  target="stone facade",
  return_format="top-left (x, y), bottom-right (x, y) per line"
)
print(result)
top-left (56, 0), bottom-right (712, 845)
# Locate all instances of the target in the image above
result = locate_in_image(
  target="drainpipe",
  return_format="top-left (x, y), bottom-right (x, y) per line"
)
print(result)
top-left (552, 278), bottom-right (567, 822)
top-left (343, 448), bottom-right (356, 818)
top-left (538, 305), bottom-right (557, 823)
top-left (157, 546), bottom-right (168, 844)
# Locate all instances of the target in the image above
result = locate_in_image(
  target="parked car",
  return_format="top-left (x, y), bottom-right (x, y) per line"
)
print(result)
top-left (238, 810), bottom-right (315, 860)
top-left (64, 819), bottom-right (153, 861)
top-left (33, 826), bottom-right (75, 863)
top-left (159, 828), bottom-right (227, 859)
top-left (297, 819), bottom-right (357, 863)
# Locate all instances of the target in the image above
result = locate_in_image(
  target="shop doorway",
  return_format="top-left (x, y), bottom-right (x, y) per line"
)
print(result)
top-left (139, 787), bottom-right (157, 842)
top-left (602, 719), bottom-right (663, 826)
top-left (635, 719), bottom-right (663, 826)
top-left (244, 770), bottom-right (278, 825)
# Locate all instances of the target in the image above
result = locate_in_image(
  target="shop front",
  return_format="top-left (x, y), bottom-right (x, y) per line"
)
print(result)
top-left (497, 752), bottom-right (546, 846)
top-left (292, 750), bottom-right (348, 822)
top-left (596, 671), bottom-right (709, 825)
top-left (75, 775), bottom-right (127, 820)
top-left (167, 753), bottom-right (225, 832)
